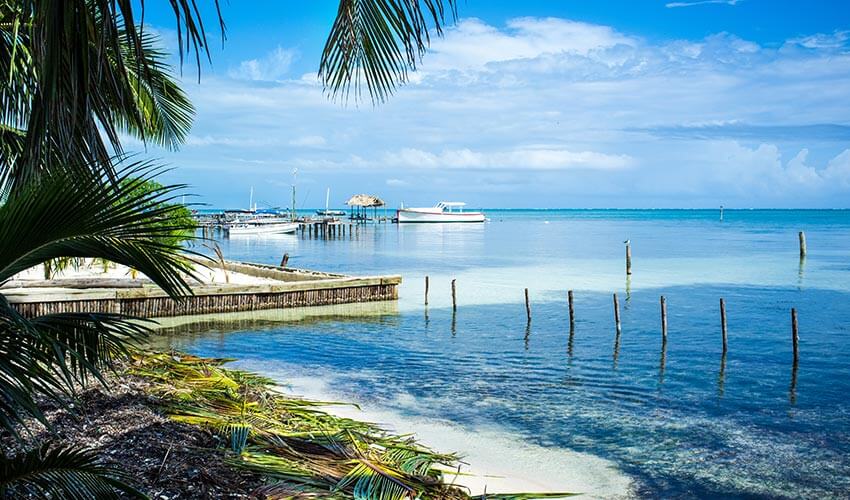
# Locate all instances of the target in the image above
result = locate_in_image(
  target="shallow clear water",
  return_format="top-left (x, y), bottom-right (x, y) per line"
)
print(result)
top-left (167, 209), bottom-right (850, 498)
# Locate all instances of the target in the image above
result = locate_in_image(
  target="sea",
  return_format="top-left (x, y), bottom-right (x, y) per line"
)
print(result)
top-left (158, 209), bottom-right (850, 499)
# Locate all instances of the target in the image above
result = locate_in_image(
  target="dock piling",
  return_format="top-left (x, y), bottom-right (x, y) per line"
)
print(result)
top-left (280, 253), bottom-right (289, 268)
top-left (799, 231), bottom-right (807, 259)
top-left (661, 295), bottom-right (668, 341)
top-left (792, 308), bottom-right (799, 365)
top-left (720, 298), bottom-right (728, 355)
top-left (425, 276), bottom-right (429, 306)
top-left (568, 290), bottom-right (575, 330)
top-left (613, 293), bottom-right (622, 336)
top-left (625, 241), bottom-right (632, 275)
top-left (524, 288), bottom-right (531, 323)
top-left (451, 279), bottom-right (457, 312)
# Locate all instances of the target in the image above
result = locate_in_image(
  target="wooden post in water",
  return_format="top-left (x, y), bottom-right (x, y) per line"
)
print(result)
top-left (720, 298), bottom-right (728, 355)
top-left (791, 308), bottom-right (799, 365)
top-left (660, 295), bottom-right (668, 341)
top-left (524, 288), bottom-right (531, 323)
top-left (625, 241), bottom-right (632, 275)
top-left (720, 205), bottom-right (724, 222)
top-left (424, 276), bottom-right (430, 306)
top-left (451, 279), bottom-right (457, 312)
top-left (799, 231), bottom-right (807, 259)
top-left (613, 293), bottom-right (622, 336)
top-left (280, 253), bottom-right (289, 268)
top-left (568, 290), bottom-right (575, 330)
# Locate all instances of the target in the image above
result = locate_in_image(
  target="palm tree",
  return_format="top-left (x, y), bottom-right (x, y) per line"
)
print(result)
top-left (0, 1), bottom-right (198, 194)
top-left (1, 2), bottom-right (205, 495)
top-left (1, 0), bottom-right (457, 496)
top-left (0, 161), bottom-right (199, 496)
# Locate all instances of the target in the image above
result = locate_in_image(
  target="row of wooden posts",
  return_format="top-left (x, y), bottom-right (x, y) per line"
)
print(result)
top-left (424, 276), bottom-right (801, 366)
top-left (302, 222), bottom-right (357, 238)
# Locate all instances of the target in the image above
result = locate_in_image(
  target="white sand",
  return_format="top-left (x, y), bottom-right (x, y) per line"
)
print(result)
top-left (264, 372), bottom-right (634, 499)
top-left (11, 260), bottom-right (279, 286)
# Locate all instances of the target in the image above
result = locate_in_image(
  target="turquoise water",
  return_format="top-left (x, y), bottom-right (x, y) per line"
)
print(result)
top-left (169, 209), bottom-right (850, 498)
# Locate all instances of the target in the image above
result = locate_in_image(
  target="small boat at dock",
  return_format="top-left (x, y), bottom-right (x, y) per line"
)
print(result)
top-left (316, 209), bottom-right (346, 217)
top-left (396, 202), bottom-right (485, 223)
top-left (317, 188), bottom-right (346, 217)
top-left (228, 220), bottom-right (299, 235)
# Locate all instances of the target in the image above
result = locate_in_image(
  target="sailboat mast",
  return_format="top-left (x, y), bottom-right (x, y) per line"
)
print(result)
top-left (325, 188), bottom-right (330, 214)
top-left (291, 169), bottom-right (297, 221)
top-left (249, 186), bottom-right (254, 212)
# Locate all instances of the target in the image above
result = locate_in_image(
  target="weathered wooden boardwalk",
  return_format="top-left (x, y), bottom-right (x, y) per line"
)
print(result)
top-left (5, 260), bottom-right (401, 319)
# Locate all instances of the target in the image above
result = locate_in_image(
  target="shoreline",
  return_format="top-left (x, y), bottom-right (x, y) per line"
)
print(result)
top-left (8, 350), bottom-right (607, 499)
top-left (235, 362), bottom-right (634, 499)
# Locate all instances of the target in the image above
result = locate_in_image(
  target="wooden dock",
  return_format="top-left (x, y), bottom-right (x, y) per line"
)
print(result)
top-left (5, 260), bottom-right (401, 319)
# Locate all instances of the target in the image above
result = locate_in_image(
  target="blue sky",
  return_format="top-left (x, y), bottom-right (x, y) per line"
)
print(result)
top-left (137, 1), bottom-right (850, 209)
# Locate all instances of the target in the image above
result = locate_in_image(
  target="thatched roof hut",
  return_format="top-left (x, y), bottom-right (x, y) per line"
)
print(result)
top-left (345, 194), bottom-right (385, 207)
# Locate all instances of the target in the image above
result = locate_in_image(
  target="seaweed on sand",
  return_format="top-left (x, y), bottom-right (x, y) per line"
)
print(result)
top-left (129, 351), bottom-right (576, 499)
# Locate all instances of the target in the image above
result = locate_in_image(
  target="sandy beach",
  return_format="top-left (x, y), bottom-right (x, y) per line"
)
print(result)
top-left (267, 372), bottom-right (635, 499)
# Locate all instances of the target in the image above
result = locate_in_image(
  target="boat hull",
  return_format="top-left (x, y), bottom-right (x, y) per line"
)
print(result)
top-left (396, 210), bottom-right (485, 223)
top-left (228, 222), bottom-right (299, 235)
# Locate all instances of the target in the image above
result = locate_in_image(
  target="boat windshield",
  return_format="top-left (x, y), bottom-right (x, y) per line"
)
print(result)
top-left (437, 202), bottom-right (466, 212)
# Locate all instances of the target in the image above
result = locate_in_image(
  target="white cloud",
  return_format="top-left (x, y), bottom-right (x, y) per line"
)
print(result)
top-left (666, 0), bottom-right (741, 8)
top-left (422, 17), bottom-right (635, 72)
top-left (823, 150), bottom-right (850, 187)
top-left (158, 17), bottom-right (850, 207)
top-left (186, 135), bottom-right (278, 147)
top-left (289, 135), bottom-right (327, 148)
top-left (383, 146), bottom-right (633, 170)
top-left (386, 178), bottom-right (409, 186)
top-left (230, 46), bottom-right (298, 81)
top-left (786, 31), bottom-right (850, 50)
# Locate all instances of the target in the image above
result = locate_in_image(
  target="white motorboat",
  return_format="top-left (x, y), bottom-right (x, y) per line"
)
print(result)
top-left (396, 202), bottom-right (485, 223)
top-left (228, 219), bottom-right (299, 235)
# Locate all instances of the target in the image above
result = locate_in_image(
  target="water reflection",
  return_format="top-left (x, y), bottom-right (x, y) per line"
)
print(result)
top-left (789, 363), bottom-right (798, 406)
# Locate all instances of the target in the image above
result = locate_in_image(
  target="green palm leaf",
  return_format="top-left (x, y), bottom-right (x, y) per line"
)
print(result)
top-left (320, 0), bottom-right (456, 104)
top-left (0, 1), bottom-right (221, 192)
top-left (0, 158), bottom-right (200, 296)
top-left (0, 443), bottom-right (146, 499)
top-left (115, 27), bottom-right (195, 151)
top-left (0, 296), bottom-right (69, 436)
top-left (0, 290), bottom-right (156, 439)
top-left (29, 312), bottom-right (151, 386)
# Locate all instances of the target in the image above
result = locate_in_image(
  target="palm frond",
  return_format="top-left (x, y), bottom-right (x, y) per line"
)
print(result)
top-left (128, 351), bottom-right (576, 500)
top-left (0, 295), bottom-right (155, 439)
top-left (0, 443), bottom-right (145, 499)
top-left (0, 1), bottom-right (219, 191)
top-left (0, 296), bottom-right (70, 436)
top-left (116, 27), bottom-right (195, 151)
top-left (319, 0), bottom-right (456, 104)
top-left (29, 312), bottom-right (151, 387)
top-left (0, 158), bottom-right (200, 297)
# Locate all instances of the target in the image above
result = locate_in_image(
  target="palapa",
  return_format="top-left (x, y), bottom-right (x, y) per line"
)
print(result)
top-left (345, 194), bottom-right (385, 207)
